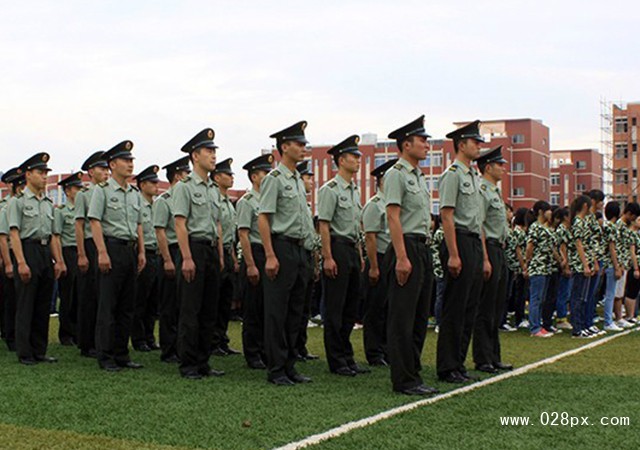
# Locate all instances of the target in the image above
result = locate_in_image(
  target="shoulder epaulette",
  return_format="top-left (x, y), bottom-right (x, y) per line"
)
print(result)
top-left (57, 204), bottom-right (65, 209)
top-left (131, 185), bottom-right (139, 192)
top-left (161, 191), bottom-right (171, 199)
top-left (81, 186), bottom-right (88, 192)
top-left (448, 165), bottom-right (458, 173)
top-left (392, 163), bottom-right (403, 171)
top-left (480, 184), bottom-right (487, 191)
top-left (328, 180), bottom-right (337, 188)
top-left (269, 169), bottom-right (281, 178)
top-left (98, 181), bottom-right (108, 187)
top-left (15, 192), bottom-right (24, 198)
top-left (181, 175), bottom-right (192, 183)
top-left (244, 192), bottom-right (253, 201)
top-left (372, 196), bottom-right (381, 203)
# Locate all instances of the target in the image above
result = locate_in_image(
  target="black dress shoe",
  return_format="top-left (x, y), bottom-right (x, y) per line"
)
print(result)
top-left (147, 342), bottom-right (161, 351)
top-left (80, 349), bottom-right (98, 358)
top-left (35, 355), bottom-right (58, 363)
top-left (397, 385), bottom-right (433, 396)
top-left (349, 364), bottom-right (371, 374)
top-left (134, 344), bottom-right (152, 352)
top-left (211, 347), bottom-right (228, 357)
top-left (222, 347), bottom-right (241, 355)
top-left (182, 371), bottom-right (203, 380)
top-left (247, 360), bottom-right (266, 370)
top-left (438, 371), bottom-right (466, 383)
top-left (6, 342), bottom-right (16, 352)
top-left (101, 364), bottom-right (122, 372)
top-left (295, 354), bottom-right (306, 362)
top-left (420, 384), bottom-right (440, 395)
top-left (19, 357), bottom-right (38, 366)
top-left (460, 371), bottom-right (479, 381)
top-left (332, 366), bottom-right (357, 377)
top-left (202, 368), bottom-right (225, 377)
top-left (118, 361), bottom-right (144, 369)
top-left (494, 362), bottom-right (514, 371)
top-left (269, 376), bottom-right (295, 386)
top-left (476, 364), bottom-right (498, 374)
top-left (289, 373), bottom-right (312, 383)
top-left (161, 355), bottom-right (181, 364)
top-left (369, 359), bottom-right (389, 367)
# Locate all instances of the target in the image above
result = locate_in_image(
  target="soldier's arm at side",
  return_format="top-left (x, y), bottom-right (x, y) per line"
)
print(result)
top-left (317, 185), bottom-right (337, 264)
top-left (364, 232), bottom-right (379, 283)
top-left (88, 187), bottom-right (110, 273)
top-left (257, 173), bottom-right (279, 279)
top-left (0, 235), bottom-right (10, 277)
top-left (217, 221), bottom-right (224, 270)
top-left (136, 223), bottom-right (146, 274)
top-left (50, 233), bottom-right (66, 280)
top-left (75, 193), bottom-right (89, 271)
top-left (9, 228), bottom-right (30, 283)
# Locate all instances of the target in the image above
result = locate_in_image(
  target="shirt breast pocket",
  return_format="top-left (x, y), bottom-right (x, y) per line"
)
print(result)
top-left (129, 204), bottom-right (141, 224)
top-left (279, 189), bottom-right (298, 215)
top-left (459, 182), bottom-right (476, 207)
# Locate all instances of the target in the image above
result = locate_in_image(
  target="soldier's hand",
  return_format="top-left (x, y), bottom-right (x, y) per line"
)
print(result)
top-left (395, 256), bottom-right (412, 286)
top-left (137, 253), bottom-right (146, 274)
top-left (98, 251), bottom-right (112, 274)
top-left (265, 255), bottom-right (280, 280)
top-left (163, 259), bottom-right (176, 278)
top-left (324, 258), bottom-right (338, 279)
top-left (77, 254), bottom-right (89, 274)
top-left (483, 259), bottom-right (492, 281)
top-left (614, 268), bottom-right (622, 280)
top-left (447, 255), bottom-right (462, 279)
top-left (247, 264), bottom-right (260, 286)
top-left (220, 256), bottom-right (225, 272)
top-left (54, 261), bottom-right (67, 280)
top-left (5, 264), bottom-right (13, 279)
top-left (182, 257), bottom-right (196, 283)
top-left (18, 261), bottom-right (31, 284)
top-left (368, 266), bottom-right (380, 286)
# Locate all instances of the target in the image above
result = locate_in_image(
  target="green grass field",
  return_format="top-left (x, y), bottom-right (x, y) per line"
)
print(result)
top-left (0, 321), bottom-right (638, 449)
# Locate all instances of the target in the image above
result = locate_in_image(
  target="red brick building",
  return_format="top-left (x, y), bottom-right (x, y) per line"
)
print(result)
top-left (550, 149), bottom-right (604, 207)
top-left (271, 118), bottom-right (550, 213)
top-left (612, 102), bottom-right (640, 203)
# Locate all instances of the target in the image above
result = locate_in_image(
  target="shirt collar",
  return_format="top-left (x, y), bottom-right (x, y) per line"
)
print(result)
top-left (193, 170), bottom-right (213, 187)
top-left (278, 162), bottom-right (297, 180)
top-left (336, 173), bottom-right (355, 190)
top-left (397, 157), bottom-right (419, 174)
top-left (452, 159), bottom-right (471, 174)
top-left (377, 189), bottom-right (386, 201)
top-left (108, 177), bottom-right (133, 192)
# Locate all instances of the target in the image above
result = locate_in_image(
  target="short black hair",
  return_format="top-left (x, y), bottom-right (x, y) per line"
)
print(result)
top-left (552, 206), bottom-right (569, 223)
top-left (605, 202), bottom-right (620, 220)
top-left (588, 189), bottom-right (605, 202)
top-left (513, 207), bottom-right (529, 226)
top-left (532, 200), bottom-right (552, 218)
top-left (570, 195), bottom-right (591, 221)
top-left (624, 202), bottom-right (640, 217)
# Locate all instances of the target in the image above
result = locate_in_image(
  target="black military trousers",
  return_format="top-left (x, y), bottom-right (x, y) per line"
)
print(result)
top-left (96, 240), bottom-right (137, 367)
top-left (14, 241), bottom-right (54, 360)
top-left (295, 249), bottom-right (314, 358)
top-left (76, 239), bottom-right (98, 353)
top-left (159, 244), bottom-right (180, 361)
top-left (262, 238), bottom-right (308, 380)
top-left (473, 242), bottom-right (507, 366)
top-left (384, 236), bottom-right (433, 391)
top-left (132, 250), bottom-right (160, 348)
top-left (437, 231), bottom-right (483, 376)
top-left (212, 247), bottom-right (235, 351)
top-left (58, 246), bottom-right (78, 344)
top-left (2, 260), bottom-right (17, 350)
top-left (177, 241), bottom-right (220, 375)
top-left (363, 251), bottom-right (388, 364)
top-left (323, 241), bottom-right (361, 372)
top-left (242, 243), bottom-right (266, 364)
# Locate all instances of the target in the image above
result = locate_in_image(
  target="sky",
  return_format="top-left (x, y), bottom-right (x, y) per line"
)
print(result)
top-left (1, 0), bottom-right (639, 188)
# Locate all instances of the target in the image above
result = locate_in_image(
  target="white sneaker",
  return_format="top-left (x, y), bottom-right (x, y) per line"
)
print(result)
top-left (556, 321), bottom-right (573, 330)
top-left (604, 323), bottom-right (623, 332)
top-left (617, 319), bottom-right (634, 329)
top-left (628, 317), bottom-right (638, 324)
top-left (589, 325), bottom-right (606, 336)
top-left (307, 322), bottom-right (318, 328)
top-left (499, 323), bottom-right (516, 332)
top-left (435, 325), bottom-right (439, 334)
top-left (353, 323), bottom-right (363, 330)
top-left (518, 320), bottom-right (530, 329)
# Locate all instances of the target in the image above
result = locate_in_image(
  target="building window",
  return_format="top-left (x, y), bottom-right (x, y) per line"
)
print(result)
top-left (513, 187), bottom-right (524, 197)
top-left (374, 156), bottom-right (388, 168)
top-left (419, 153), bottom-right (443, 168)
top-left (577, 183), bottom-right (586, 192)
top-left (615, 143), bottom-right (629, 159)
top-left (550, 193), bottom-right (559, 205)
top-left (431, 200), bottom-right (440, 215)
top-left (511, 134), bottom-right (525, 144)
top-left (576, 161), bottom-right (586, 169)
top-left (633, 117), bottom-right (637, 126)
top-left (551, 174), bottom-right (560, 185)
top-left (512, 162), bottom-right (524, 172)
top-left (615, 117), bottom-right (628, 133)
top-left (633, 143), bottom-right (638, 153)
top-left (615, 170), bottom-right (628, 185)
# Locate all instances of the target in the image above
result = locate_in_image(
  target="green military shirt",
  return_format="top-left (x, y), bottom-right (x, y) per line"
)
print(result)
top-left (318, 174), bottom-right (362, 242)
top-left (236, 189), bottom-right (262, 245)
top-left (215, 186), bottom-right (236, 246)
top-left (74, 185), bottom-right (96, 239)
top-left (383, 157), bottom-right (431, 236)
top-left (568, 216), bottom-right (592, 273)
top-left (87, 177), bottom-right (143, 241)
top-left (362, 191), bottom-right (390, 254)
top-left (7, 186), bottom-right (54, 240)
top-left (172, 171), bottom-right (219, 241)
top-left (259, 162), bottom-right (310, 239)
top-left (140, 195), bottom-right (157, 251)
top-left (0, 197), bottom-right (8, 236)
top-left (431, 227), bottom-right (445, 279)
top-left (152, 188), bottom-right (177, 246)
top-left (526, 221), bottom-right (555, 276)
top-left (479, 177), bottom-right (508, 244)
top-left (53, 202), bottom-right (77, 247)
top-left (438, 159), bottom-right (482, 235)
top-left (302, 202), bottom-right (319, 252)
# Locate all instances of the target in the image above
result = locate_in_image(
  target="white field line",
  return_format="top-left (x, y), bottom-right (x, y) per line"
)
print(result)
top-left (275, 328), bottom-right (636, 450)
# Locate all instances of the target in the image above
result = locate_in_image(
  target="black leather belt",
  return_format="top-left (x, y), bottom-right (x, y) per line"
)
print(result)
top-left (145, 248), bottom-right (158, 256)
top-left (106, 237), bottom-right (137, 248)
top-left (168, 243), bottom-right (179, 252)
top-left (189, 238), bottom-right (218, 247)
top-left (272, 234), bottom-right (304, 247)
top-left (456, 228), bottom-right (480, 240)
top-left (486, 237), bottom-right (503, 247)
top-left (404, 233), bottom-right (430, 245)
top-left (331, 235), bottom-right (357, 248)
top-left (22, 238), bottom-right (50, 246)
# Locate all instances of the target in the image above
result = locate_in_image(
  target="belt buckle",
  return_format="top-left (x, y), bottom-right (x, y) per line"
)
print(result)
top-left (40, 239), bottom-right (48, 246)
